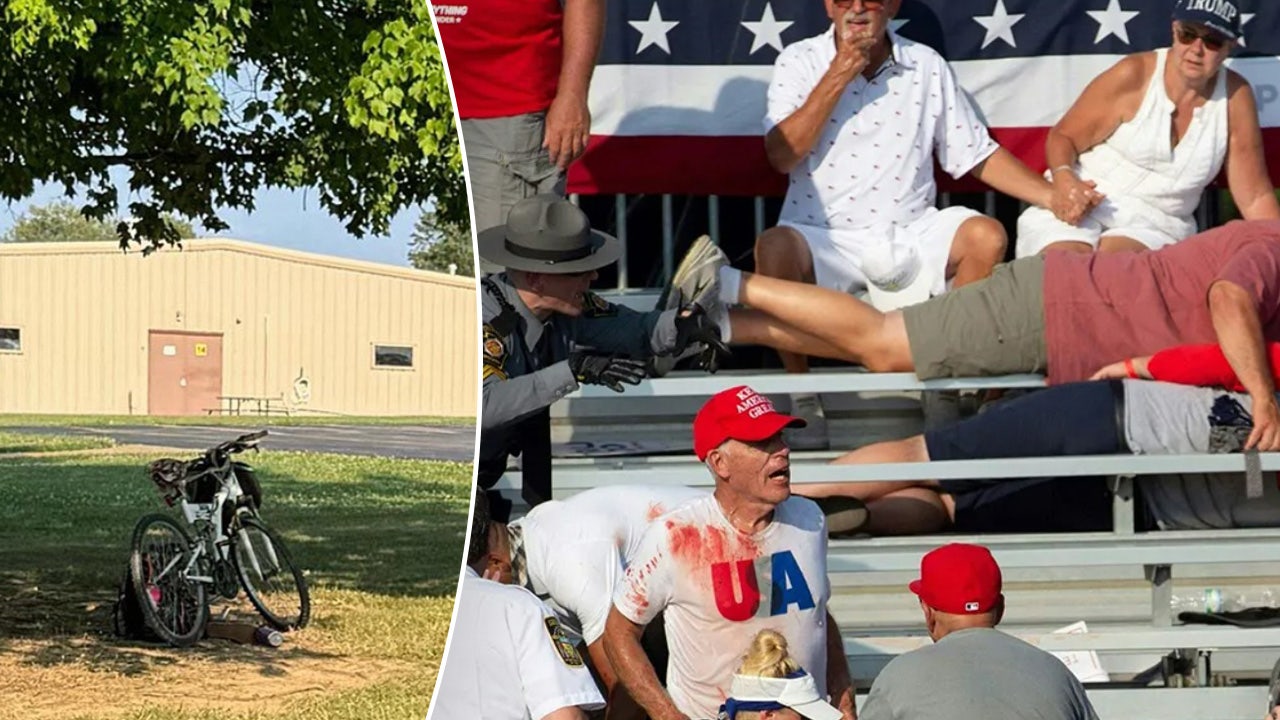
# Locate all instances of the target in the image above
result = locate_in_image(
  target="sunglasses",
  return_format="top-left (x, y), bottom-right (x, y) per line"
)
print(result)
top-left (1175, 24), bottom-right (1228, 52)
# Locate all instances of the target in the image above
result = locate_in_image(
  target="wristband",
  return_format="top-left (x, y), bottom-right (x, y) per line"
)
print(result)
top-left (1124, 358), bottom-right (1137, 378)
top-left (1051, 165), bottom-right (1076, 176)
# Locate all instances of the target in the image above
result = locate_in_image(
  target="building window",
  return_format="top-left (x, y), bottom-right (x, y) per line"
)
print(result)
top-left (0, 327), bottom-right (19, 353)
top-left (373, 344), bottom-right (414, 368)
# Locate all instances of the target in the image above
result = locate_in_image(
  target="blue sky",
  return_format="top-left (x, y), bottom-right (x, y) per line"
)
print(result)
top-left (0, 175), bottom-right (428, 268)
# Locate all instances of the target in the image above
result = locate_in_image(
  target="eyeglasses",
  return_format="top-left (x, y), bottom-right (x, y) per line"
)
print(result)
top-left (1175, 24), bottom-right (1227, 52)
top-left (833, 0), bottom-right (887, 8)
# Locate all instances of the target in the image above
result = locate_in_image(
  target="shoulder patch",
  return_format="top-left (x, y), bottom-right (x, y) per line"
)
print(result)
top-left (581, 291), bottom-right (617, 318)
top-left (482, 324), bottom-right (508, 380)
top-left (543, 616), bottom-right (584, 667)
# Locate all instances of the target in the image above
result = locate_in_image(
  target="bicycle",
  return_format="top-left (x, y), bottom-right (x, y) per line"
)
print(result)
top-left (129, 429), bottom-right (311, 646)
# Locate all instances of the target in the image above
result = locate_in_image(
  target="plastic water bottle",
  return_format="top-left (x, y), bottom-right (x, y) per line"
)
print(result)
top-left (1171, 588), bottom-right (1278, 614)
top-left (254, 625), bottom-right (284, 647)
top-left (1170, 588), bottom-right (1226, 614)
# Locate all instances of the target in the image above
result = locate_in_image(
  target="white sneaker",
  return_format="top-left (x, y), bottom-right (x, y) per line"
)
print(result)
top-left (658, 235), bottom-right (725, 312)
top-left (787, 393), bottom-right (829, 451)
top-left (652, 237), bottom-right (731, 377)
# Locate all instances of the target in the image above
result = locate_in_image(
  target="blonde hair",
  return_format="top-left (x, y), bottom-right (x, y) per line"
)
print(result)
top-left (736, 629), bottom-right (801, 678)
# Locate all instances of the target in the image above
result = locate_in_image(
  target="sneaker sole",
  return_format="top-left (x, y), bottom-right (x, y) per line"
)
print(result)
top-left (659, 235), bottom-right (720, 311)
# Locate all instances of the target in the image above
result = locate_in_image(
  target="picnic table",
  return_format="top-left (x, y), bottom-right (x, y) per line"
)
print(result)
top-left (210, 395), bottom-right (285, 416)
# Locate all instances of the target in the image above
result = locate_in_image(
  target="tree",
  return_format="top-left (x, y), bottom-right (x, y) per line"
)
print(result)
top-left (2, 0), bottom-right (463, 252)
top-left (409, 209), bottom-right (473, 276)
top-left (1, 202), bottom-right (194, 244)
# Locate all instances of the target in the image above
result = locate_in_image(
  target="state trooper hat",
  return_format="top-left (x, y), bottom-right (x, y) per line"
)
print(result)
top-left (477, 195), bottom-right (621, 274)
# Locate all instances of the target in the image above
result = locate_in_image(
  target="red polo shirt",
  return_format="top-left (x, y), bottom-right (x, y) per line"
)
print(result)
top-left (434, 0), bottom-right (563, 120)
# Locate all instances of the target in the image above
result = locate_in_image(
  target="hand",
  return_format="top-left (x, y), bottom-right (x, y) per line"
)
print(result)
top-left (1247, 395), bottom-right (1280, 451)
top-left (673, 304), bottom-right (732, 373)
top-left (569, 351), bottom-right (647, 392)
top-left (1265, 705), bottom-right (1280, 720)
top-left (829, 12), bottom-right (878, 82)
top-left (482, 567), bottom-right (502, 582)
top-left (1089, 356), bottom-right (1151, 381)
top-left (543, 92), bottom-right (591, 170)
top-left (1049, 169), bottom-right (1104, 225)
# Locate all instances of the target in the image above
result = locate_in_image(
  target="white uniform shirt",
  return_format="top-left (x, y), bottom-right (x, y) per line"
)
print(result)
top-left (766, 27), bottom-right (997, 231)
top-left (516, 485), bottom-right (707, 645)
top-left (431, 568), bottom-right (604, 720)
top-left (613, 495), bottom-right (831, 719)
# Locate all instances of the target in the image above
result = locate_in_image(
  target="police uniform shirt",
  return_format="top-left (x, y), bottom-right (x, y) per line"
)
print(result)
top-left (431, 568), bottom-right (604, 720)
top-left (479, 272), bottom-right (678, 467)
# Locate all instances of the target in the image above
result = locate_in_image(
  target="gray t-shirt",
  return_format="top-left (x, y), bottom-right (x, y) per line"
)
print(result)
top-left (859, 627), bottom-right (1098, 720)
top-left (1123, 380), bottom-right (1280, 529)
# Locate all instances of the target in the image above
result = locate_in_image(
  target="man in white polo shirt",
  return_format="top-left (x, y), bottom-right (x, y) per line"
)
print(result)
top-left (431, 493), bottom-right (604, 720)
top-left (756, 0), bottom-right (1099, 447)
top-left (602, 386), bottom-right (855, 720)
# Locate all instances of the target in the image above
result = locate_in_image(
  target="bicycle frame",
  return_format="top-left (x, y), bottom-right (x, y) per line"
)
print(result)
top-left (174, 458), bottom-right (253, 587)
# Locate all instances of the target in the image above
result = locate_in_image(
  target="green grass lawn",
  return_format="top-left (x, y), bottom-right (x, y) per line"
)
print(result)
top-left (0, 449), bottom-right (472, 720)
top-left (0, 431), bottom-right (116, 454)
top-left (0, 414), bottom-right (474, 428)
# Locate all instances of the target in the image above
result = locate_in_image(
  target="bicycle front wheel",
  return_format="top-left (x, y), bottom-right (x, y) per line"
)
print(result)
top-left (232, 516), bottom-right (310, 630)
top-left (129, 513), bottom-right (208, 646)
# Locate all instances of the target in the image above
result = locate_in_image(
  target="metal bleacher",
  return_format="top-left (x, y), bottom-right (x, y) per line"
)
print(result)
top-left (493, 357), bottom-right (1280, 719)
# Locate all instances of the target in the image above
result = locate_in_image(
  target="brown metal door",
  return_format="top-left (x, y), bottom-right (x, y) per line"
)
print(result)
top-left (148, 331), bottom-right (224, 416)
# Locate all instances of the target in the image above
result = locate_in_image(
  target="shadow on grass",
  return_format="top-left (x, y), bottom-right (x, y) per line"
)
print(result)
top-left (15, 628), bottom-right (343, 676)
top-left (0, 452), bottom-right (471, 658)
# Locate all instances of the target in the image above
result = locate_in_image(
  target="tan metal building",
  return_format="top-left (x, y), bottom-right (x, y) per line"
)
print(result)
top-left (0, 239), bottom-right (477, 417)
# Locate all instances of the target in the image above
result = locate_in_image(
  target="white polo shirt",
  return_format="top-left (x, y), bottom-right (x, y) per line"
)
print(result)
top-left (613, 495), bottom-right (832, 719)
top-left (431, 568), bottom-right (604, 720)
top-left (766, 27), bottom-right (997, 231)
top-left (516, 485), bottom-right (707, 646)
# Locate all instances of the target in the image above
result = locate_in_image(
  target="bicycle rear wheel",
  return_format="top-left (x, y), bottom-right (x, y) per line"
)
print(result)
top-left (232, 515), bottom-right (310, 630)
top-left (129, 513), bottom-right (208, 646)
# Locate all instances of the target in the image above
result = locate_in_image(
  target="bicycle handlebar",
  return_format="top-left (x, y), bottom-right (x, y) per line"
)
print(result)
top-left (207, 430), bottom-right (269, 460)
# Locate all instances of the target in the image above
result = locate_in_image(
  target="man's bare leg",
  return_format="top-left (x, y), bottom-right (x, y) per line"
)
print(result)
top-left (754, 226), bottom-right (817, 373)
top-left (791, 436), bottom-right (956, 535)
top-left (796, 437), bottom-right (936, 502)
top-left (753, 226), bottom-right (832, 449)
top-left (731, 272), bottom-right (914, 371)
top-left (729, 309), bottom-right (854, 362)
top-left (866, 487), bottom-right (953, 535)
top-left (1038, 240), bottom-right (1093, 255)
top-left (1098, 235), bottom-right (1147, 253)
top-left (948, 216), bottom-right (1007, 287)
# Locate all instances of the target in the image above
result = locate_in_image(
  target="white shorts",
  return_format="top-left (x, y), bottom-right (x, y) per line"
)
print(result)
top-left (1015, 204), bottom-right (1185, 258)
top-left (779, 205), bottom-right (983, 296)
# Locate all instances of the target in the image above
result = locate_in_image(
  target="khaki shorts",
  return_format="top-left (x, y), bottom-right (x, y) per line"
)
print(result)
top-left (903, 255), bottom-right (1047, 379)
top-left (461, 112), bottom-right (567, 231)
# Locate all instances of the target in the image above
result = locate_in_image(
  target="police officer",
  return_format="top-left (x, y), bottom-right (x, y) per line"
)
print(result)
top-left (478, 194), bottom-right (725, 521)
top-left (431, 492), bottom-right (605, 720)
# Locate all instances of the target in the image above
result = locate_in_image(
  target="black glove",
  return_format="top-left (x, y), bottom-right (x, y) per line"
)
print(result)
top-left (672, 304), bottom-right (732, 373)
top-left (568, 351), bottom-right (648, 392)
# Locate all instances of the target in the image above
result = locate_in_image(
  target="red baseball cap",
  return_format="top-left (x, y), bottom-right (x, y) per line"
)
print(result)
top-left (693, 386), bottom-right (806, 460)
top-left (908, 543), bottom-right (1003, 614)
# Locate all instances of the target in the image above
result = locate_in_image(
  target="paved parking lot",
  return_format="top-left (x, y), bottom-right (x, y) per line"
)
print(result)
top-left (9, 424), bottom-right (476, 462)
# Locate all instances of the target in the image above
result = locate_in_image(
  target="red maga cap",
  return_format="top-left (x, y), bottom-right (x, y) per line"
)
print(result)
top-left (692, 385), bottom-right (806, 460)
top-left (908, 543), bottom-right (1003, 614)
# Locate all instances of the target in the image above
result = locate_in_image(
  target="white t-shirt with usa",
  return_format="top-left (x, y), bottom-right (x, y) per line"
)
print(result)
top-left (613, 494), bottom-right (831, 719)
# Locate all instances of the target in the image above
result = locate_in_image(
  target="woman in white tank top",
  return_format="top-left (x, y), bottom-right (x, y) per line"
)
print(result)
top-left (1015, 6), bottom-right (1279, 259)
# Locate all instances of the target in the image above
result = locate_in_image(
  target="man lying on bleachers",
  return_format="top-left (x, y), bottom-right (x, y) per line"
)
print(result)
top-left (792, 342), bottom-right (1280, 536)
top-left (683, 219), bottom-right (1280, 450)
